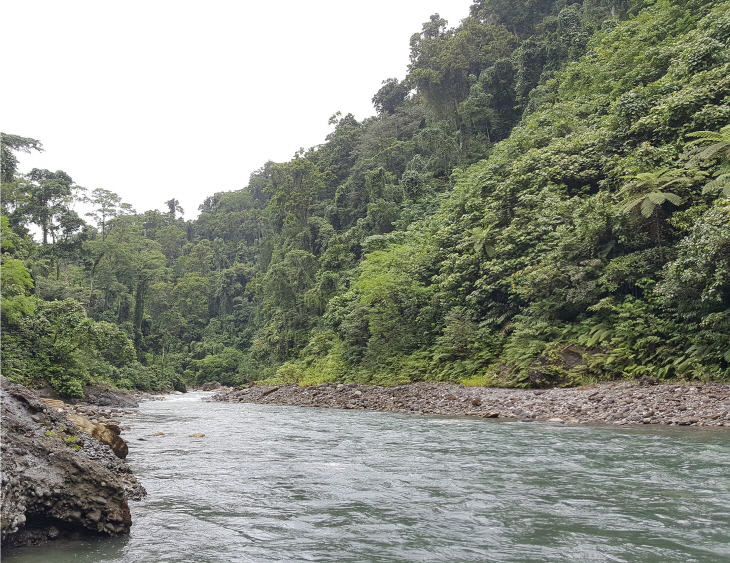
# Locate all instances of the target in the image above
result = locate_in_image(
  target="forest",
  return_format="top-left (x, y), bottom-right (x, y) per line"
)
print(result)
top-left (2, 0), bottom-right (729, 396)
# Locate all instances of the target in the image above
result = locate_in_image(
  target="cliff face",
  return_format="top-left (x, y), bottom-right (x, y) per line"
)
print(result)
top-left (0, 378), bottom-right (145, 547)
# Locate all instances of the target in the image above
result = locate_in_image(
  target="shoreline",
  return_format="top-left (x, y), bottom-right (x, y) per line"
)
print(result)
top-left (212, 381), bottom-right (730, 428)
top-left (0, 380), bottom-right (145, 548)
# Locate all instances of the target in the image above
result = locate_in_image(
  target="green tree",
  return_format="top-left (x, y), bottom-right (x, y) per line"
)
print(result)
top-left (267, 156), bottom-right (325, 229)
top-left (0, 219), bottom-right (36, 324)
top-left (617, 168), bottom-right (688, 247)
top-left (165, 198), bottom-right (185, 219)
top-left (0, 133), bottom-right (43, 183)
top-left (86, 188), bottom-right (133, 240)
top-left (12, 169), bottom-right (79, 245)
top-left (618, 168), bottom-right (686, 217)
top-left (372, 78), bottom-right (411, 115)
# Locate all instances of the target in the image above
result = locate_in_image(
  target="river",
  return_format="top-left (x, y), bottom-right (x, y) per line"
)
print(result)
top-left (4, 391), bottom-right (730, 562)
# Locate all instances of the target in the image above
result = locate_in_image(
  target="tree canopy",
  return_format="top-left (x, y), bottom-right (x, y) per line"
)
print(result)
top-left (2, 0), bottom-right (729, 395)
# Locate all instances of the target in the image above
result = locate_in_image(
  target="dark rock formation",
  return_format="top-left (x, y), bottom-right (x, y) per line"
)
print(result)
top-left (65, 386), bottom-right (140, 408)
top-left (1, 378), bottom-right (145, 548)
top-left (528, 345), bottom-right (593, 387)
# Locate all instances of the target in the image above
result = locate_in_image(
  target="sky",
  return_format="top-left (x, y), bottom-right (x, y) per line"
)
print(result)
top-left (3, 0), bottom-right (474, 220)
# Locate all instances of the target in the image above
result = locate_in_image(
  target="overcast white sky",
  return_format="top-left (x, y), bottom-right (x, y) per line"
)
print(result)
top-left (3, 0), bottom-right (473, 220)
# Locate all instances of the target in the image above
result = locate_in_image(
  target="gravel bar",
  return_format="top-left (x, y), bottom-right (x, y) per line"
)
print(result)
top-left (212, 381), bottom-right (730, 428)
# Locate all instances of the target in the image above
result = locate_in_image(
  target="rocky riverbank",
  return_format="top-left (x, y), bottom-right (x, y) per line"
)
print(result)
top-left (1, 378), bottom-right (146, 548)
top-left (212, 381), bottom-right (730, 428)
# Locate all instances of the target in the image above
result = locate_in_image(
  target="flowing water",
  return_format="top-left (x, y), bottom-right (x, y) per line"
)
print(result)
top-left (4, 391), bottom-right (730, 562)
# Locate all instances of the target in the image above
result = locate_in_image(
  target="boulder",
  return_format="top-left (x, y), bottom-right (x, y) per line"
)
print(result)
top-left (528, 345), bottom-right (592, 387)
top-left (66, 386), bottom-right (139, 408)
top-left (200, 381), bottom-right (222, 391)
top-left (66, 414), bottom-right (129, 459)
top-left (104, 423), bottom-right (122, 435)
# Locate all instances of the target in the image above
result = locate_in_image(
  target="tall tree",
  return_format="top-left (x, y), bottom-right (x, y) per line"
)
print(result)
top-left (13, 169), bottom-right (79, 245)
top-left (86, 188), bottom-right (133, 240)
top-left (0, 133), bottom-right (43, 183)
top-left (165, 198), bottom-right (185, 220)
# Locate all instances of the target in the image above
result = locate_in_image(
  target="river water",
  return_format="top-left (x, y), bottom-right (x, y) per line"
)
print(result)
top-left (4, 391), bottom-right (730, 562)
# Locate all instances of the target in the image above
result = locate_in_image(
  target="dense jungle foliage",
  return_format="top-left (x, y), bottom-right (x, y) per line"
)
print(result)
top-left (2, 0), bottom-right (729, 396)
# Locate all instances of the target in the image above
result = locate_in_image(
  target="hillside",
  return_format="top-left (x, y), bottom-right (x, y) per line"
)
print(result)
top-left (2, 0), bottom-right (729, 395)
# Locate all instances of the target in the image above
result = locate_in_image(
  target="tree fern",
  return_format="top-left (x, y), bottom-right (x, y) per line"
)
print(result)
top-left (618, 168), bottom-right (687, 216)
top-left (620, 190), bottom-right (683, 217)
top-left (686, 124), bottom-right (730, 163)
top-left (702, 164), bottom-right (730, 197)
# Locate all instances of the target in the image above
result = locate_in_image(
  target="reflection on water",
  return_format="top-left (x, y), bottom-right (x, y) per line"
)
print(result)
top-left (5, 391), bottom-right (730, 562)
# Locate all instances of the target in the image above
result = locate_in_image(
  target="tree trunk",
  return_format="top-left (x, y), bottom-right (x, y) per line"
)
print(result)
top-left (133, 280), bottom-right (147, 360)
top-left (87, 256), bottom-right (103, 309)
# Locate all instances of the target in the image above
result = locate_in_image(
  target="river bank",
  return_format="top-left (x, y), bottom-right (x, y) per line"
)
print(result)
top-left (0, 379), bottom-right (146, 548)
top-left (5, 388), bottom-right (730, 561)
top-left (212, 381), bottom-right (730, 428)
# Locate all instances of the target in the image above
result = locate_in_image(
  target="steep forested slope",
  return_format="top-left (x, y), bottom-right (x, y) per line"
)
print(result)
top-left (2, 0), bottom-right (728, 395)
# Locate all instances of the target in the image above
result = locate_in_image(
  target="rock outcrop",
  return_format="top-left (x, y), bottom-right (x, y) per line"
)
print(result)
top-left (1, 378), bottom-right (145, 548)
top-left (63, 386), bottom-right (141, 408)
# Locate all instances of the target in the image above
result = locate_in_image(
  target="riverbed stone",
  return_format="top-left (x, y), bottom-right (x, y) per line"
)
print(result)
top-left (212, 381), bottom-right (730, 429)
top-left (67, 414), bottom-right (129, 459)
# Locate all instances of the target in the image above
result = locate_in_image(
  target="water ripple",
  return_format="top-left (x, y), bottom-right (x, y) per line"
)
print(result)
top-left (5, 393), bottom-right (730, 562)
